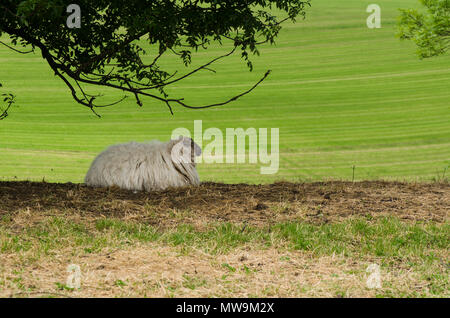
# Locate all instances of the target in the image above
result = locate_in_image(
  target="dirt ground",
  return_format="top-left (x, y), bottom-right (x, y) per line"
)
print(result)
top-left (0, 180), bottom-right (448, 227)
top-left (0, 181), bottom-right (448, 298)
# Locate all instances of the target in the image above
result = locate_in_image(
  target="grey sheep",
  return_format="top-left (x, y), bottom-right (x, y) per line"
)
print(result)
top-left (85, 136), bottom-right (201, 191)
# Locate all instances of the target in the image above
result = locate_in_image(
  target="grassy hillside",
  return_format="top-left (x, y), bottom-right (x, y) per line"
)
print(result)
top-left (1, 0), bottom-right (449, 183)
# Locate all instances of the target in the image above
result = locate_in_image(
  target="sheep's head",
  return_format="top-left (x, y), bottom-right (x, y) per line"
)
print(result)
top-left (169, 136), bottom-right (201, 166)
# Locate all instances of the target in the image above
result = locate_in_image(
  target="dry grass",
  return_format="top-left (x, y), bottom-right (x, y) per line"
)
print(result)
top-left (0, 181), bottom-right (448, 298)
top-left (2, 244), bottom-right (447, 298)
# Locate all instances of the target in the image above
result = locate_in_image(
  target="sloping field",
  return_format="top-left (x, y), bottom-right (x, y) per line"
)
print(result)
top-left (0, 0), bottom-right (449, 183)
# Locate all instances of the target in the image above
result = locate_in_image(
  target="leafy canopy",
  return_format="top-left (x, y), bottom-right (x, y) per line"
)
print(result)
top-left (398, 0), bottom-right (450, 58)
top-left (0, 0), bottom-right (311, 117)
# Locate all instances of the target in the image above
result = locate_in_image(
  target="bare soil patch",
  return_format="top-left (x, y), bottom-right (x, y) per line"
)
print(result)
top-left (0, 181), bottom-right (448, 228)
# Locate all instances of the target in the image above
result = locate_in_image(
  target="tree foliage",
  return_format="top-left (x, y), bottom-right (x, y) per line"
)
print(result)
top-left (0, 83), bottom-right (15, 120)
top-left (398, 0), bottom-right (450, 58)
top-left (0, 0), bottom-right (310, 117)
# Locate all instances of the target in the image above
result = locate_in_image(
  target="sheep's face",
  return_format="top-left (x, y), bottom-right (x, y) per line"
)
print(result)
top-left (169, 136), bottom-right (202, 166)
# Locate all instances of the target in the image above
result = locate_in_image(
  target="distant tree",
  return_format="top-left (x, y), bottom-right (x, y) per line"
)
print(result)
top-left (0, 0), bottom-right (310, 117)
top-left (398, 0), bottom-right (450, 58)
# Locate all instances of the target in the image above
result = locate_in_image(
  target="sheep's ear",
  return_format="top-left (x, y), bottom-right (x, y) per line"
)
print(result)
top-left (181, 136), bottom-right (201, 157)
top-left (169, 136), bottom-right (201, 163)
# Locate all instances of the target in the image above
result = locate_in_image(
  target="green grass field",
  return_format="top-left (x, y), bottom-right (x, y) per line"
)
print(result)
top-left (1, 0), bottom-right (449, 183)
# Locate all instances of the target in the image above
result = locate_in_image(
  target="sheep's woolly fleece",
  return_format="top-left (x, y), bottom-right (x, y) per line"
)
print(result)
top-left (85, 136), bottom-right (202, 191)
